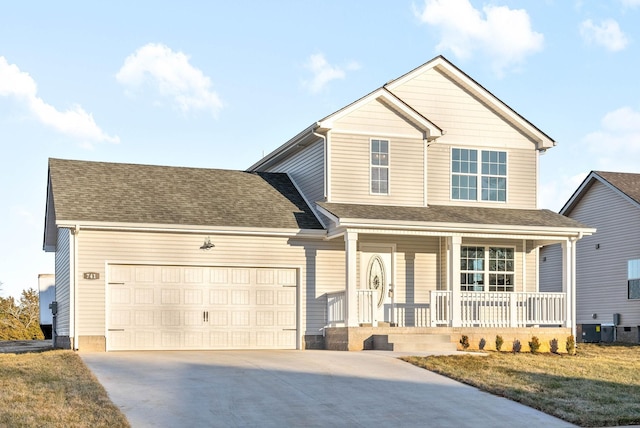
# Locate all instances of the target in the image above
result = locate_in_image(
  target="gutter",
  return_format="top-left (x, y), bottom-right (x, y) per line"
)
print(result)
top-left (247, 122), bottom-right (319, 171)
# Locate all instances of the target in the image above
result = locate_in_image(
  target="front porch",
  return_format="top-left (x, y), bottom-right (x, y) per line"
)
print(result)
top-left (327, 289), bottom-right (567, 328)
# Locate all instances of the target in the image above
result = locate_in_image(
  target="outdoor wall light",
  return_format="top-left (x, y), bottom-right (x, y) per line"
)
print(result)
top-left (592, 313), bottom-right (597, 319)
top-left (200, 236), bottom-right (215, 250)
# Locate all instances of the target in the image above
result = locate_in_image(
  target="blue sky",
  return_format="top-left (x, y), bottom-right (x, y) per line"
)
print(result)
top-left (2, 0), bottom-right (640, 298)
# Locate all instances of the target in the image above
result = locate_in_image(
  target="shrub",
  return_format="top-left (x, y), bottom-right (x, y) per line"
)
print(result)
top-left (479, 338), bottom-right (486, 350)
top-left (529, 336), bottom-right (541, 354)
top-left (459, 335), bottom-right (470, 350)
top-left (495, 335), bottom-right (504, 351)
top-left (566, 335), bottom-right (576, 355)
top-left (512, 339), bottom-right (522, 353)
top-left (550, 338), bottom-right (559, 354)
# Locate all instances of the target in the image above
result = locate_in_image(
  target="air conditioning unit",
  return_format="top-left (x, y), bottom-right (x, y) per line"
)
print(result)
top-left (581, 324), bottom-right (601, 343)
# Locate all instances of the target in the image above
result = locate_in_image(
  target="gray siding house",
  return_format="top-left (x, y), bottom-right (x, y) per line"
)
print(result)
top-left (44, 56), bottom-right (594, 352)
top-left (541, 171), bottom-right (640, 343)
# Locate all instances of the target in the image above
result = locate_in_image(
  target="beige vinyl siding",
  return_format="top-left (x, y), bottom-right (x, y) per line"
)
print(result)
top-left (539, 244), bottom-right (563, 292)
top-left (266, 139), bottom-right (325, 207)
top-left (390, 68), bottom-right (537, 150)
top-left (75, 230), bottom-right (344, 338)
top-left (427, 143), bottom-right (537, 209)
top-left (331, 98), bottom-right (425, 138)
top-left (331, 133), bottom-right (425, 206)
top-left (54, 228), bottom-right (71, 336)
top-left (570, 181), bottom-right (640, 326)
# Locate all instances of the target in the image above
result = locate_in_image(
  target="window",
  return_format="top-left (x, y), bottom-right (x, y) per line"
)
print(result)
top-left (452, 148), bottom-right (507, 202)
top-left (628, 259), bottom-right (640, 299)
top-left (371, 139), bottom-right (389, 194)
top-left (460, 246), bottom-right (514, 292)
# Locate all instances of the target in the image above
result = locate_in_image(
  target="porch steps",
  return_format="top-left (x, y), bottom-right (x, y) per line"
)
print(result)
top-left (372, 333), bottom-right (456, 353)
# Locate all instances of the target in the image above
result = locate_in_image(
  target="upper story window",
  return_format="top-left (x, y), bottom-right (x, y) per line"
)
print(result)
top-left (371, 139), bottom-right (389, 194)
top-left (452, 148), bottom-right (507, 202)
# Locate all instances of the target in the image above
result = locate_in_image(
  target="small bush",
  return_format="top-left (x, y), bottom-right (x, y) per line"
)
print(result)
top-left (512, 339), bottom-right (522, 353)
top-left (566, 335), bottom-right (576, 355)
top-left (479, 338), bottom-right (486, 350)
top-left (459, 335), bottom-right (470, 350)
top-left (529, 336), bottom-right (541, 353)
top-left (495, 335), bottom-right (504, 351)
top-left (550, 338), bottom-right (559, 354)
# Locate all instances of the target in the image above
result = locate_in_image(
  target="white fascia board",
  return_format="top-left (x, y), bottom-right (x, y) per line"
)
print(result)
top-left (55, 221), bottom-right (327, 239)
top-left (247, 123), bottom-right (318, 171)
top-left (318, 88), bottom-right (442, 140)
top-left (386, 56), bottom-right (555, 150)
top-left (330, 218), bottom-right (595, 238)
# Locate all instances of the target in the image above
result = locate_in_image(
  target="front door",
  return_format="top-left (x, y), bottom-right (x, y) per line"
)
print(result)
top-left (360, 246), bottom-right (393, 326)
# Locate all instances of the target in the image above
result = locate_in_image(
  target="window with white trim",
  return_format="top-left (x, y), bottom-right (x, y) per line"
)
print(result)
top-left (460, 246), bottom-right (515, 292)
top-left (452, 148), bottom-right (507, 202)
top-left (371, 139), bottom-right (389, 194)
top-left (628, 259), bottom-right (640, 299)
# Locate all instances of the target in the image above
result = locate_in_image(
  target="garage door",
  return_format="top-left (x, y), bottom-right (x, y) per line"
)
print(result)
top-left (107, 265), bottom-right (297, 351)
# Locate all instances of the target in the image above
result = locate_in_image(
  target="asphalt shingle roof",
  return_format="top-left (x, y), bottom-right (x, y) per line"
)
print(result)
top-left (317, 202), bottom-right (590, 229)
top-left (48, 158), bottom-right (323, 230)
top-left (595, 171), bottom-right (640, 206)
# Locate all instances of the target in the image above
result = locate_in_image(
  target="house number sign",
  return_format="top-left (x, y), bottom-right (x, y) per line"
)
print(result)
top-left (83, 272), bottom-right (100, 280)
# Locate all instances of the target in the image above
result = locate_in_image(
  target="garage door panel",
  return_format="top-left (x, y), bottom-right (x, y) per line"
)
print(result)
top-left (108, 265), bottom-right (297, 351)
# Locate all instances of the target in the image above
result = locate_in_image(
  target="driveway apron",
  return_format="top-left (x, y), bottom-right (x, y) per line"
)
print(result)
top-left (81, 350), bottom-right (574, 428)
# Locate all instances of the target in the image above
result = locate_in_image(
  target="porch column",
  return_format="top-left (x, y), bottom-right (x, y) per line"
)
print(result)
top-left (448, 236), bottom-right (462, 327)
top-left (345, 231), bottom-right (359, 327)
top-left (561, 238), bottom-right (577, 338)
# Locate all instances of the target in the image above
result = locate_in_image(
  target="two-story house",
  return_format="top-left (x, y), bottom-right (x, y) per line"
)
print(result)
top-left (43, 56), bottom-right (594, 352)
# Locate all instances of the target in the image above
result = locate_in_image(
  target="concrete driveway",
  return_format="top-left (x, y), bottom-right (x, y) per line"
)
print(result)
top-left (81, 350), bottom-right (574, 428)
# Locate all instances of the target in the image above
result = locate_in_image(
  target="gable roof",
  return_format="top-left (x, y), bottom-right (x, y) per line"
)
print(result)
top-left (317, 202), bottom-right (592, 237)
top-left (249, 55), bottom-right (554, 171)
top-left (45, 158), bottom-right (323, 237)
top-left (385, 56), bottom-right (555, 150)
top-left (561, 171), bottom-right (640, 215)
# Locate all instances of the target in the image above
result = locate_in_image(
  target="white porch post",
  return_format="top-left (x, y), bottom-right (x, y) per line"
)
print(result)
top-left (448, 236), bottom-right (462, 327)
top-left (345, 231), bottom-right (359, 327)
top-left (562, 238), bottom-right (577, 338)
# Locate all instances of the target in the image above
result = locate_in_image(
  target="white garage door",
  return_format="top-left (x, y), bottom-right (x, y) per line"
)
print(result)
top-left (107, 265), bottom-right (297, 351)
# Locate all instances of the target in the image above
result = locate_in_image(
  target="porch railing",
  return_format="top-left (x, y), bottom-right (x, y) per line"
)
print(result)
top-left (327, 290), bottom-right (566, 328)
top-left (430, 291), bottom-right (566, 327)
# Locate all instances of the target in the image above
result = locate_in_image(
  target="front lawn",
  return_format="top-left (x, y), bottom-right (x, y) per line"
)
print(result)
top-left (0, 350), bottom-right (129, 427)
top-left (402, 343), bottom-right (640, 427)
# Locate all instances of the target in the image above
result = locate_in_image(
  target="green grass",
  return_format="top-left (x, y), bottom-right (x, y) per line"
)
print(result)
top-left (401, 343), bottom-right (640, 427)
top-left (0, 350), bottom-right (129, 427)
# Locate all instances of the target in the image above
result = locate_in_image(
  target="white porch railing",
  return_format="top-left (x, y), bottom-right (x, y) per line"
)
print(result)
top-left (326, 291), bottom-right (345, 326)
top-left (430, 291), bottom-right (566, 327)
top-left (327, 290), bottom-right (566, 328)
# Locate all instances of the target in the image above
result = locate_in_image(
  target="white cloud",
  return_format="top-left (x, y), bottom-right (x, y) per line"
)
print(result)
top-left (0, 56), bottom-right (119, 145)
top-left (580, 19), bottom-right (629, 52)
top-left (116, 43), bottom-right (223, 117)
top-left (583, 107), bottom-right (640, 169)
top-left (414, 0), bottom-right (544, 76)
top-left (303, 53), bottom-right (361, 94)
top-left (620, 0), bottom-right (640, 8)
top-left (539, 172), bottom-right (589, 211)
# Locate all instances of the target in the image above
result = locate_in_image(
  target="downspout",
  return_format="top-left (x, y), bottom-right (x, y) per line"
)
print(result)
top-left (313, 128), bottom-right (330, 202)
top-left (72, 225), bottom-right (80, 351)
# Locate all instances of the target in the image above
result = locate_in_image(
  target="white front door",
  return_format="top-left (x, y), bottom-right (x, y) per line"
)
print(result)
top-left (360, 246), bottom-right (393, 325)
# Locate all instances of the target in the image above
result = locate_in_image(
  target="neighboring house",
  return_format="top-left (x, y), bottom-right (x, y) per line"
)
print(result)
top-left (38, 273), bottom-right (55, 340)
top-left (43, 56), bottom-right (594, 352)
top-left (540, 171), bottom-right (640, 343)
